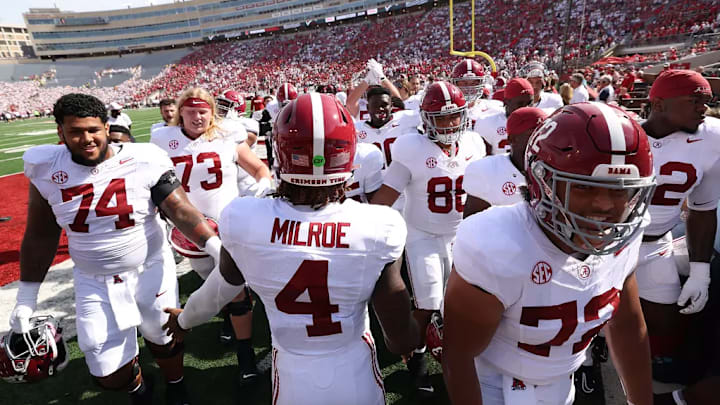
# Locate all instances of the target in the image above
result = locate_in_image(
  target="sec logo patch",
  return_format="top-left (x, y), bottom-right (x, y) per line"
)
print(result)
top-left (425, 157), bottom-right (437, 168)
top-left (531, 261), bottom-right (552, 284)
top-left (501, 181), bottom-right (516, 196)
top-left (497, 126), bottom-right (507, 136)
top-left (51, 170), bottom-right (68, 185)
top-left (169, 140), bottom-right (179, 150)
top-left (358, 130), bottom-right (367, 139)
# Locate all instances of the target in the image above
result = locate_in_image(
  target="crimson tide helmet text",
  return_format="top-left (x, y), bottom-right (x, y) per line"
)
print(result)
top-left (273, 93), bottom-right (356, 187)
top-left (525, 102), bottom-right (656, 255)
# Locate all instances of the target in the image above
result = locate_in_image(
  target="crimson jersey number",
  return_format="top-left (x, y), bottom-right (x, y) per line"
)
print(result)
top-left (518, 288), bottom-right (620, 357)
top-left (275, 260), bottom-right (342, 337)
top-left (427, 176), bottom-right (465, 213)
top-left (61, 179), bottom-right (134, 233)
top-left (650, 162), bottom-right (697, 206)
top-left (372, 137), bottom-right (397, 168)
top-left (171, 152), bottom-right (223, 192)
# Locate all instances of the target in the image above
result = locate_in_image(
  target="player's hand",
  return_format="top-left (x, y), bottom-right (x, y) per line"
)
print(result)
top-left (367, 58), bottom-right (386, 82)
top-left (9, 305), bottom-right (34, 334)
top-left (250, 177), bottom-right (273, 198)
top-left (364, 68), bottom-right (379, 86)
top-left (677, 262), bottom-right (710, 314)
top-left (10, 281), bottom-right (41, 333)
top-left (163, 307), bottom-right (188, 342)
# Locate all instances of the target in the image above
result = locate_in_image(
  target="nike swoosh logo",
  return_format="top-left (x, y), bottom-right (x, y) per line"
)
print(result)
top-left (418, 386), bottom-right (435, 393)
top-left (465, 155), bottom-right (473, 161)
top-left (190, 100), bottom-right (204, 105)
top-left (119, 158), bottom-right (134, 164)
top-left (156, 291), bottom-right (167, 297)
top-left (686, 138), bottom-right (702, 143)
top-left (694, 200), bottom-right (715, 205)
top-left (241, 373), bottom-right (258, 379)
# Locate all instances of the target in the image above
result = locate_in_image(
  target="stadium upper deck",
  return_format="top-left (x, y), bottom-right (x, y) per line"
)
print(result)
top-left (24, 0), bottom-right (413, 58)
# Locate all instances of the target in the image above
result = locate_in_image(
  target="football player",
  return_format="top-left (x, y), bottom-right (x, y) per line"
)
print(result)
top-left (634, 70), bottom-right (720, 398)
top-left (451, 59), bottom-right (503, 124)
top-left (463, 107), bottom-right (547, 217)
top-left (215, 89), bottom-right (263, 196)
top-left (474, 78), bottom-right (534, 155)
top-left (151, 99), bottom-right (177, 133)
top-left (11, 93), bottom-right (220, 404)
top-left (265, 83), bottom-right (298, 121)
top-left (344, 142), bottom-right (384, 203)
top-left (163, 93), bottom-right (419, 405)
top-left (151, 88), bottom-right (272, 387)
top-left (347, 59), bottom-right (405, 120)
top-left (108, 124), bottom-right (136, 143)
top-left (444, 102), bottom-right (656, 405)
top-left (107, 102), bottom-right (132, 130)
top-left (371, 81), bottom-right (487, 396)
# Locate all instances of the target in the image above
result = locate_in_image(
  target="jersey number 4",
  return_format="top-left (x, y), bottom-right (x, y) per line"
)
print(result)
top-left (171, 152), bottom-right (223, 192)
top-left (61, 179), bottom-right (134, 232)
top-left (518, 288), bottom-right (620, 357)
top-left (275, 260), bottom-right (342, 337)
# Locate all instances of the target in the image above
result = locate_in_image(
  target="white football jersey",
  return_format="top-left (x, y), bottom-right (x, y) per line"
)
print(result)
top-left (150, 125), bottom-right (241, 220)
top-left (403, 94), bottom-right (423, 112)
top-left (645, 117), bottom-right (720, 236)
top-left (150, 122), bottom-right (167, 133)
top-left (23, 143), bottom-right (173, 274)
top-left (534, 91), bottom-right (564, 111)
top-left (346, 143), bottom-right (384, 203)
top-left (387, 131), bottom-right (486, 235)
top-left (355, 110), bottom-right (420, 172)
top-left (453, 203), bottom-right (642, 385)
top-left (464, 153), bottom-right (525, 206)
top-left (468, 99), bottom-right (504, 127)
top-left (219, 197), bottom-right (406, 356)
top-left (473, 109), bottom-right (508, 155)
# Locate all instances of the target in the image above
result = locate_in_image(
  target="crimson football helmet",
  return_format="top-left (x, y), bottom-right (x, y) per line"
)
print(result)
top-left (451, 59), bottom-right (486, 103)
top-left (277, 83), bottom-right (298, 107)
top-left (216, 90), bottom-right (242, 118)
top-left (273, 93), bottom-right (356, 187)
top-left (426, 312), bottom-right (443, 363)
top-left (420, 81), bottom-right (468, 146)
top-left (169, 218), bottom-right (219, 258)
top-left (525, 102), bottom-right (656, 255)
top-left (0, 315), bottom-right (68, 383)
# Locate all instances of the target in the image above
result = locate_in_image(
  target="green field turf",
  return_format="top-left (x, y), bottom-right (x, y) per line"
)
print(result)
top-left (0, 271), bottom-right (448, 405)
top-left (0, 108), bottom-right (162, 177)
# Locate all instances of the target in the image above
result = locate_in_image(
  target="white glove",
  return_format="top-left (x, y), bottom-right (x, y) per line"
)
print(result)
top-left (250, 177), bottom-right (273, 198)
top-left (677, 262), bottom-right (710, 314)
top-left (10, 281), bottom-right (41, 333)
top-left (367, 58), bottom-right (386, 82)
top-left (204, 236), bottom-right (222, 264)
top-left (364, 68), bottom-right (380, 86)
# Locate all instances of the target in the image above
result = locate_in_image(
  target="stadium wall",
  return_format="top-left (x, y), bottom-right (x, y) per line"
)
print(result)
top-left (24, 0), bottom-right (428, 59)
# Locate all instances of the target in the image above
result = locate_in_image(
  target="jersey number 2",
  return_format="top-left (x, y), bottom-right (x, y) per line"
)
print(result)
top-left (650, 162), bottom-right (697, 206)
top-left (275, 260), bottom-right (342, 337)
top-left (61, 179), bottom-right (134, 233)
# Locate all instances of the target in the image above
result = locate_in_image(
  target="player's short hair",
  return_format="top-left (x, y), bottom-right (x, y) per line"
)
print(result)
top-left (159, 98), bottom-right (175, 107)
top-left (277, 181), bottom-right (346, 210)
top-left (366, 86), bottom-right (391, 102)
top-left (108, 125), bottom-right (136, 142)
top-left (53, 93), bottom-right (108, 125)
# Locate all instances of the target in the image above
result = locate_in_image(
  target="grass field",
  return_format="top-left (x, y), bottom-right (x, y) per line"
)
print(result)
top-left (0, 108), bottom-right (162, 176)
top-left (0, 110), bottom-right (449, 404)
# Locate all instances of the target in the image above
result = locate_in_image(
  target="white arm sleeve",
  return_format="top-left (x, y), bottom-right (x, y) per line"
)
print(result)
top-left (177, 266), bottom-right (245, 330)
top-left (688, 158), bottom-right (720, 211)
top-left (382, 161), bottom-right (412, 193)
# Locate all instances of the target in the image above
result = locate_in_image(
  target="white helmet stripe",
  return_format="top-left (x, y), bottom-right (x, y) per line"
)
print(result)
top-left (310, 92), bottom-right (325, 175)
top-left (595, 102), bottom-right (626, 165)
top-left (466, 59), bottom-right (472, 73)
top-left (284, 83), bottom-right (289, 100)
top-left (437, 81), bottom-right (452, 107)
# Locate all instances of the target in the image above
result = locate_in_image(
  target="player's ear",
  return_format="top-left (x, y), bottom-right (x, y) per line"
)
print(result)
top-left (57, 124), bottom-right (65, 144)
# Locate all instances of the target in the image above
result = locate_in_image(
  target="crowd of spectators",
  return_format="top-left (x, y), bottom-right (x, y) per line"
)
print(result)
top-left (2, 0), bottom-right (719, 119)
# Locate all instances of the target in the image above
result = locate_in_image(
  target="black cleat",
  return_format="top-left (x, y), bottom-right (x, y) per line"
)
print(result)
top-left (573, 364), bottom-right (605, 404)
top-left (165, 379), bottom-right (190, 405)
top-left (407, 352), bottom-right (434, 399)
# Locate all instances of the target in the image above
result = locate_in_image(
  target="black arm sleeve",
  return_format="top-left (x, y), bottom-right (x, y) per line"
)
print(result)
top-left (151, 170), bottom-right (182, 206)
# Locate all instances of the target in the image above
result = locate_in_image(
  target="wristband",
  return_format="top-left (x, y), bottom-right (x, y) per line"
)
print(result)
top-left (204, 236), bottom-right (222, 261)
top-left (17, 281), bottom-right (42, 308)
